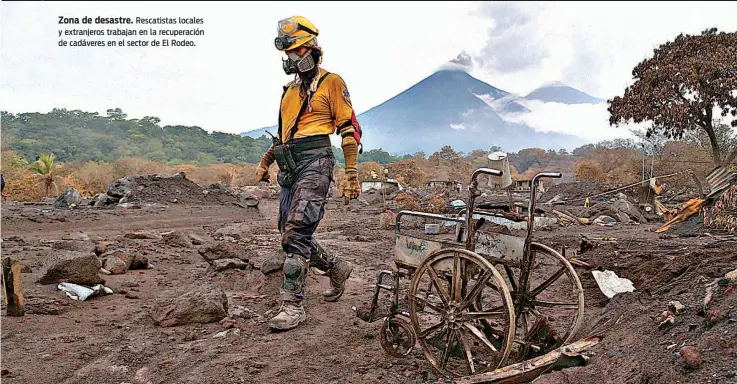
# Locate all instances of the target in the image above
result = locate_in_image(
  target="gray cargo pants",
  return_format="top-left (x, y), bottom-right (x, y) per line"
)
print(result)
top-left (277, 153), bottom-right (336, 302)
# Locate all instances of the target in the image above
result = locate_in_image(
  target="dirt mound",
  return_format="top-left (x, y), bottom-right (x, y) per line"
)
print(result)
top-left (122, 173), bottom-right (242, 206)
top-left (538, 229), bottom-right (737, 384)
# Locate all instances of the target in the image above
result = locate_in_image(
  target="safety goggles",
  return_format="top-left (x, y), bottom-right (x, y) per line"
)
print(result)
top-left (274, 19), bottom-right (318, 51)
top-left (277, 19), bottom-right (318, 37)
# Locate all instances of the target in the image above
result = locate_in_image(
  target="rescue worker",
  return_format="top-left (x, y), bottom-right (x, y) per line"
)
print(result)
top-left (255, 16), bottom-right (362, 331)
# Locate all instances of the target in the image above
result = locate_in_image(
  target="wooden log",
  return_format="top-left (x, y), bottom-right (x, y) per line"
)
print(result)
top-left (2, 257), bottom-right (25, 316)
top-left (454, 336), bottom-right (602, 384)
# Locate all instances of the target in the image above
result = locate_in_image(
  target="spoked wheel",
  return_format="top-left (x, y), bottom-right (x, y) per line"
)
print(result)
top-left (485, 242), bottom-right (584, 361)
top-left (409, 248), bottom-right (516, 378)
top-left (380, 316), bottom-right (416, 357)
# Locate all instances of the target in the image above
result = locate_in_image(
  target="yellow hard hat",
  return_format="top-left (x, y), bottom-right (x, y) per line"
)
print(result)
top-left (275, 16), bottom-right (319, 51)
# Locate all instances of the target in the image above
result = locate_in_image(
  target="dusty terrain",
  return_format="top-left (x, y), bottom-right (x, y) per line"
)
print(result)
top-left (1, 181), bottom-right (736, 384)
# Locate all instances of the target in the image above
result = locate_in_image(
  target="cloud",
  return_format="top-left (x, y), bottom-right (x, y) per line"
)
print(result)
top-left (468, 1), bottom-right (737, 100)
top-left (499, 100), bottom-right (645, 141)
top-left (472, 93), bottom-right (645, 142)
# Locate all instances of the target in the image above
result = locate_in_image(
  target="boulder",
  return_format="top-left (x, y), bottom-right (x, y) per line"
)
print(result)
top-left (107, 177), bottom-right (134, 198)
top-left (260, 252), bottom-right (285, 275)
top-left (51, 240), bottom-right (96, 255)
top-left (162, 231), bottom-right (192, 248)
top-left (101, 249), bottom-right (134, 275)
top-left (186, 231), bottom-right (212, 246)
top-left (236, 191), bottom-right (259, 208)
top-left (37, 250), bottom-right (103, 285)
top-left (129, 252), bottom-right (149, 270)
top-left (150, 283), bottom-right (228, 327)
top-left (54, 188), bottom-right (82, 209)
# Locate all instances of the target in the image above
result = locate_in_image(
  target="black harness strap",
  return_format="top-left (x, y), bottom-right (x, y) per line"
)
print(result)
top-left (277, 71), bottom-right (331, 144)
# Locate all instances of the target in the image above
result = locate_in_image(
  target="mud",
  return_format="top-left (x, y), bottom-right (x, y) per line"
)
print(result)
top-left (1, 191), bottom-right (736, 384)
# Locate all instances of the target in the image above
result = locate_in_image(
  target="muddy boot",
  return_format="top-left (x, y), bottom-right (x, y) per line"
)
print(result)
top-left (268, 301), bottom-right (306, 331)
top-left (269, 253), bottom-right (309, 331)
top-left (323, 258), bottom-right (353, 302)
top-left (309, 242), bottom-right (353, 302)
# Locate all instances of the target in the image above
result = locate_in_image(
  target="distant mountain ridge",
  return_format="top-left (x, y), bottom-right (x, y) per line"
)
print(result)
top-left (525, 82), bottom-right (604, 104)
top-left (242, 67), bottom-right (597, 154)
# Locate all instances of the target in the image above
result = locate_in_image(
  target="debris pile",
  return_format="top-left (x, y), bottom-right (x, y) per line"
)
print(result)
top-left (89, 172), bottom-right (260, 208)
top-left (540, 181), bottom-right (620, 204)
top-left (708, 185), bottom-right (737, 231)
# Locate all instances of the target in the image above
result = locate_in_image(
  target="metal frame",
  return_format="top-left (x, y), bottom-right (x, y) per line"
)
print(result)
top-left (365, 167), bottom-right (584, 378)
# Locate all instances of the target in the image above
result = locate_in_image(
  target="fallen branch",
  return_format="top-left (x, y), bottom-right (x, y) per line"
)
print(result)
top-left (454, 336), bottom-right (602, 384)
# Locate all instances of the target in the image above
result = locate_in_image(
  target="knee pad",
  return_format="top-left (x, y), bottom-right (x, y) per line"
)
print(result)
top-left (282, 254), bottom-right (308, 292)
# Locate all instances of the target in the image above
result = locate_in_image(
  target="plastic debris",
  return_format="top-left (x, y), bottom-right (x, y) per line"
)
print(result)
top-left (591, 270), bottom-right (635, 298)
top-left (57, 282), bottom-right (113, 301)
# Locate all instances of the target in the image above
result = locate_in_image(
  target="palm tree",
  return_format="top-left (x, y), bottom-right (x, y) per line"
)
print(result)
top-left (30, 153), bottom-right (61, 196)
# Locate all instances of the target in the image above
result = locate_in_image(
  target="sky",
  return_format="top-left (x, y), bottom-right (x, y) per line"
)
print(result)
top-left (2, 1), bottom-right (736, 144)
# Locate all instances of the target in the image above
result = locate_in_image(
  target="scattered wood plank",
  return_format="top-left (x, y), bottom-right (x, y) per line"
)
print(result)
top-left (2, 257), bottom-right (25, 317)
top-left (454, 336), bottom-right (602, 384)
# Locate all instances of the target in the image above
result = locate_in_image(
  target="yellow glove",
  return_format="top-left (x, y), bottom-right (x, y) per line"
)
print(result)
top-left (339, 132), bottom-right (360, 200)
top-left (340, 171), bottom-right (360, 200)
top-left (255, 145), bottom-right (275, 183)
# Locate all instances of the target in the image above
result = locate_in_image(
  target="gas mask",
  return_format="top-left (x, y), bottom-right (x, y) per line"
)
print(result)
top-left (282, 49), bottom-right (320, 75)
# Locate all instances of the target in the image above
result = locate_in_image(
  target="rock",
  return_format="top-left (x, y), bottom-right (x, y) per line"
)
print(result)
top-left (260, 252), bottom-right (285, 275)
top-left (593, 215), bottom-right (617, 226)
top-left (186, 231), bottom-right (212, 246)
top-left (37, 250), bottom-right (103, 285)
top-left (198, 241), bottom-right (249, 265)
top-left (54, 188), bottom-right (83, 209)
top-left (611, 199), bottom-right (647, 223)
top-left (41, 354), bottom-right (52, 360)
top-left (151, 283), bottom-right (228, 327)
top-left (124, 231), bottom-right (162, 240)
top-left (108, 177), bottom-right (134, 198)
top-left (102, 252), bottom-right (132, 275)
top-left (51, 240), bottom-right (96, 255)
top-left (162, 231), bottom-right (192, 248)
top-left (172, 172), bottom-right (186, 180)
top-left (617, 212), bottom-right (631, 224)
top-left (94, 193), bottom-right (118, 208)
top-left (230, 305), bottom-right (259, 319)
top-left (679, 346), bottom-right (702, 369)
top-left (236, 191), bottom-right (259, 208)
top-left (213, 258), bottom-right (249, 272)
top-left (129, 252), bottom-right (149, 270)
top-left (94, 242), bottom-right (109, 256)
top-left (122, 280), bottom-right (139, 288)
top-left (668, 301), bottom-right (686, 314)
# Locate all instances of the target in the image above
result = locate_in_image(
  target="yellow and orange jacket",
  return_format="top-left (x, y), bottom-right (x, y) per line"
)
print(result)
top-left (263, 68), bottom-right (362, 173)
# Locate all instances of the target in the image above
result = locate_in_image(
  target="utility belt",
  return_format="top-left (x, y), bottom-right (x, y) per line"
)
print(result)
top-left (274, 134), bottom-right (333, 188)
top-left (273, 71), bottom-right (333, 189)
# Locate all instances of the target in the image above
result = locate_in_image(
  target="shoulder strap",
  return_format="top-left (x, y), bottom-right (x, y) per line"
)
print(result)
top-left (284, 71), bottom-right (331, 143)
top-left (276, 83), bottom-right (292, 144)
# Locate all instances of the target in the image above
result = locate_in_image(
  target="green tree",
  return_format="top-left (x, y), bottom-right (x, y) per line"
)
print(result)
top-left (30, 153), bottom-right (62, 196)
